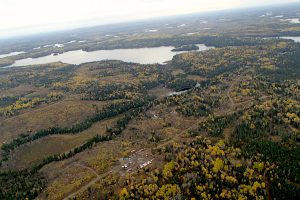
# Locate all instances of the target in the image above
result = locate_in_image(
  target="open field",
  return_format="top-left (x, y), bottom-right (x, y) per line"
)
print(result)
top-left (39, 140), bottom-right (125, 200)
top-left (148, 87), bottom-right (173, 98)
top-left (2, 116), bottom-right (121, 170)
top-left (0, 99), bottom-right (107, 145)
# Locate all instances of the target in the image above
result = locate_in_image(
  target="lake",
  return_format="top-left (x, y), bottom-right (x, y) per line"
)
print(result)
top-left (280, 36), bottom-right (300, 43)
top-left (0, 51), bottom-right (25, 59)
top-left (279, 18), bottom-right (300, 24)
top-left (263, 36), bottom-right (300, 43)
top-left (6, 44), bottom-right (212, 67)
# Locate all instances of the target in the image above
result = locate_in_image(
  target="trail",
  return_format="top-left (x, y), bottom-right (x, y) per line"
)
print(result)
top-left (226, 76), bottom-right (241, 108)
top-left (75, 163), bottom-right (100, 178)
top-left (63, 167), bottom-right (114, 200)
top-left (227, 83), bottom-right (235, 108)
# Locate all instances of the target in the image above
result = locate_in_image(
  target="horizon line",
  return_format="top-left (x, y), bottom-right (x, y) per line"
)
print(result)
top-left (0, 1), bottom-right (299, 41)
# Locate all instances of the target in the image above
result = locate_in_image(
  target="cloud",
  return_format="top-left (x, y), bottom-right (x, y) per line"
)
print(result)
top-left (0, 0), bottom-right (298, 38)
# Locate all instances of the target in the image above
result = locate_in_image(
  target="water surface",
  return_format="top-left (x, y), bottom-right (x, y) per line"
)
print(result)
top-left (7, 44), bottom-right (212, 67)
top-left (0, 51), bottom-right (25, 59)
top-left (280, 36), bottom-right (300, 43)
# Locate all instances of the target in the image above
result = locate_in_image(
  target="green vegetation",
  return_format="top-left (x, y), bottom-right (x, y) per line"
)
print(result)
top-left (243, 140), bottom-right (300, 199)
top-left (171, 44), bottom-right (199, 52)
top-left (166, 76), bottom-right (197, 92)
top-left (0, 92), bottom-right (63, 116)
top-left (0, 170), bottom-right (45, 199)
top-left (120, 138), bottom-right (277, 199)
top-left (198, 115), bottom-right (234, 137)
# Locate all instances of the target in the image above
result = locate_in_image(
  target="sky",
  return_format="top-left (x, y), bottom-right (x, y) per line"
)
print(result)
top-left (0, 0), bottom-right (299, 38)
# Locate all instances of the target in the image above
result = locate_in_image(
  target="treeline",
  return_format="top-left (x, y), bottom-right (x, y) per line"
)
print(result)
top-left (1, 98), bottom-right (152, 165)
top-left (83, 35), bottom-right (268, 52)
top-left (31, 134), bottom-right (112, 173)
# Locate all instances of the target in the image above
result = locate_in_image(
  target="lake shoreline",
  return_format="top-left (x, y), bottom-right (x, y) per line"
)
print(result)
top-left (3, 44), bottom-right (213, 68)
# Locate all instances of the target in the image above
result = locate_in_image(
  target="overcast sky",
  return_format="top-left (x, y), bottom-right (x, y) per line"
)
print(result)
top-left (0, 0), bottom-right (298, 38)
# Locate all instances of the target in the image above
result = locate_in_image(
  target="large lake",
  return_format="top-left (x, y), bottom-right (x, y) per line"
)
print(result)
top-left (6, 44), bottom-right (212, 67)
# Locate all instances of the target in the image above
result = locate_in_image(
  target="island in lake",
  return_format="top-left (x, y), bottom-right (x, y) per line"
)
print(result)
top-left (171, 44), bottom-right (199, 52)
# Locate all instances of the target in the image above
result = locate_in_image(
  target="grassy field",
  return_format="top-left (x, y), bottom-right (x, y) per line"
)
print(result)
top-left (148, 87), bottom-right (172, 98)
top-left (0, 84), bottom-right (49, 98)
top-left (39, 165), bottom-right (96, 200)
top-left (2, 116), bottom-right (121, 170)
top-left (0, 99), bottom-right (108, 145)
top-left (39, 139), bottom-right (125, 200)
